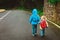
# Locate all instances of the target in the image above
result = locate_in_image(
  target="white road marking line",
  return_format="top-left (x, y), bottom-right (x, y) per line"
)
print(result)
top-left (0, 11), bottom-right (11, 20)
top-left (47, 20), bottom-right (60, 28)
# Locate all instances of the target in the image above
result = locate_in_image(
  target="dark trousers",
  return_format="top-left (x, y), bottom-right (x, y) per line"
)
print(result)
top-left (40, 29), bottom-right (45, 36)
top-left (32, 24), bottom-right (37, 35)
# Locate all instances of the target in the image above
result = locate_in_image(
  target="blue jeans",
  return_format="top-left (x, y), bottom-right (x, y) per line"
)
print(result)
top-left (40, 29), bottom-right (45, 36)
top-left (32, 24), bottom-right (37, 35)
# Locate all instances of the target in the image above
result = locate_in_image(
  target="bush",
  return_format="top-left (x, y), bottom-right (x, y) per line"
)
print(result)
top-left (48, 0), bottom-right (57, 5)
top-left (38, 10), bottom-right (43, 16)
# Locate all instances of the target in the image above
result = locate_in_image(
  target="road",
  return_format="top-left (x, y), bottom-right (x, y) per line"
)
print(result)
top-left (0, 10), bottom-right (60, 40)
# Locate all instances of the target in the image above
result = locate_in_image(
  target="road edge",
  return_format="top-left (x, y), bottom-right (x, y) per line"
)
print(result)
top-left (0, 11), bottom-right (11, 20)
top-left (47, 20), bottom-right (60, 28)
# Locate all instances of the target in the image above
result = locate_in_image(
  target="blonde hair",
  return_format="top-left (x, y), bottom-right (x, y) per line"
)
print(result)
top-left (41, 15), bottom-right (47, 20)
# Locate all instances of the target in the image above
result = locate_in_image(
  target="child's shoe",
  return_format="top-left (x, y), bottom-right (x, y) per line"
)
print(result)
top-left (32, 34), bottom-right (35, 36)
top-left (34, 33), bottom-right (36, 36)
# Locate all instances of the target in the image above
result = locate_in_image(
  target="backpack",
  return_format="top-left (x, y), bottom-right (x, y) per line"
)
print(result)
top-left (40, 20), bottom-right (47, 29)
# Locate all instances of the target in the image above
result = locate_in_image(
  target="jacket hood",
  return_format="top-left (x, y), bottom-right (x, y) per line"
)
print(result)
top-left (32, 9), bottom-right (38, 15)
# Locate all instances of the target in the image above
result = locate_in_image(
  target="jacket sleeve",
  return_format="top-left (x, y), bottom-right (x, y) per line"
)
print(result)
top-left (29, 16), bottom-right (32, 23)
top-left (37, 16), bottom-right (40, 24)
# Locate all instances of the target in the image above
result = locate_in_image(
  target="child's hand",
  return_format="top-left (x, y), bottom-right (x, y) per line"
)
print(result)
top-left (46, 26), bottom-right (48, 28)
top-left (46, 25), bottom-right (48, 28)
top-left (30, 22), bottom-right (31, 24)
top-left (40, 26), bottom-right (42, 30)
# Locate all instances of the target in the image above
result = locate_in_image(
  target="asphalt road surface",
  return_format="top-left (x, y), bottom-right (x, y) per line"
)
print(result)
top-left (0, 10), bottom-right (60, 40)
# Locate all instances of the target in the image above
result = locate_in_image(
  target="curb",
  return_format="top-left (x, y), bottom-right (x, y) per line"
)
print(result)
top-left (47, 20), bottom-right (60, 28)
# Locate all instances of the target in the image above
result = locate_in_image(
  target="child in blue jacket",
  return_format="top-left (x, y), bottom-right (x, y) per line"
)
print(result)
top-left (29, 9), bottom-right (40, 36)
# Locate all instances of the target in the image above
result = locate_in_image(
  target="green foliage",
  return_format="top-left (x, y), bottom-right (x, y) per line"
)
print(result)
top-left (48, 0), bottom-right (60, 5)
top-left (48, 0), bottom-right (57, 5)
top-left (38, 10), bottom-right (43, 16)
top-left (57, 0), bottom-right (60, 2)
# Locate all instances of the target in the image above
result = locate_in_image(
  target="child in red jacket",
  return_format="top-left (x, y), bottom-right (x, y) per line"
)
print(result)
top-left (40, 15), bottom-right (48, 37)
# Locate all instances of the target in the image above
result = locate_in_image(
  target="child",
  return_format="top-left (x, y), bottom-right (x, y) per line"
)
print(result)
top-left (40, 15), bottom-right (48, 37)
top-left (29, 9), bottom-right (40, 36)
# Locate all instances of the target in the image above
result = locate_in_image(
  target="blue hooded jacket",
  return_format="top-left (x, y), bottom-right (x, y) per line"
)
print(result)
top-left (29, 9), bottom-right (40, 25)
